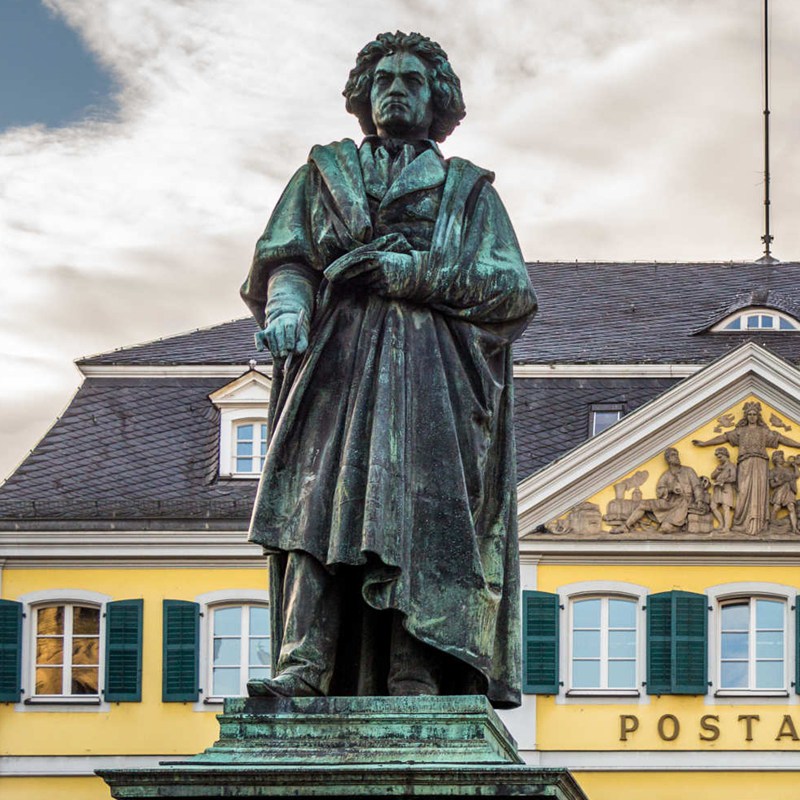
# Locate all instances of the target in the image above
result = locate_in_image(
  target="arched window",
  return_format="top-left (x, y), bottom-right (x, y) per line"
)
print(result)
top-left (713, 308), bottom-right (800, 332)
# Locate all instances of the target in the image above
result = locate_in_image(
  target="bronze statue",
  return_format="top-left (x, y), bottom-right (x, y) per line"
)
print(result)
top-left (240, 32), bottom-right (536, 707)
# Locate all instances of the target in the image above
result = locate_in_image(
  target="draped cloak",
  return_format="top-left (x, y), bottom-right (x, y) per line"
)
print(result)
top-left (241, 138), bottom-right (537, 708)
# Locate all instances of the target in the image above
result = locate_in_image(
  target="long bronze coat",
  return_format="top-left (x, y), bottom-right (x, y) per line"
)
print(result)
top-left (241, 139), bottom-right (536, 707)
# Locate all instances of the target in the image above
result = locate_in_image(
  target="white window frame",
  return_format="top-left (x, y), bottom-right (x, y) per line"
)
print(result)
top-left (708, 582), bottom-right (797, 700)
top-left (230, 418), bottom-right (268, 477)
top-left (193, 589), bottom-right (270, 708)
top-left (15, 589), bottom-right (112, 711)
top-left (712, 307), bottom-right (800, 332)
top-left (589, 404), bottom-right (624, 437)
top-left (219, 409), bottom-right (268, 478)
top-left (556, 580), bottom-right (648, 704)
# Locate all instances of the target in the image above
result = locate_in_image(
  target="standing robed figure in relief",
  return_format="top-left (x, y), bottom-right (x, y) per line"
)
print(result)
top-left (240, 31), bottom-right (536, 708)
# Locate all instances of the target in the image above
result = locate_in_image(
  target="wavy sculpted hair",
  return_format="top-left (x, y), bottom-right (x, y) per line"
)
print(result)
top-left (343, 31), bottom-right (466, 143)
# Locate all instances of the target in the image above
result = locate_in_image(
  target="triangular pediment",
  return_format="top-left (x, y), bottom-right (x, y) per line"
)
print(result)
top-left (208, 370), bottom-right (271, 407)
top-left (518, 344), bottom-right (800, 542)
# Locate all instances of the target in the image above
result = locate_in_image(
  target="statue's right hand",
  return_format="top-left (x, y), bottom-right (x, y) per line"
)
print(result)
top-left (260, 311), bottom-right (309, 359)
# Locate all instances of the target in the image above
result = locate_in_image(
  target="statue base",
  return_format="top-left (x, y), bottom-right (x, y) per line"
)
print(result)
top-left (97, 696), bottom-right (587, 799)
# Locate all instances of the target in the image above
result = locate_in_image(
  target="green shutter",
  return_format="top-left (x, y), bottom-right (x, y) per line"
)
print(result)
top-left (105, 599), bottom-right (143, 702)
top-left (522, 590), bottom-right (560, 694)
top-left (647, 590), bottom-right (707, 695)
top-left (162, 600), bottom-right (199, 702)
top-left (0, 600), bottom-right (23, 702)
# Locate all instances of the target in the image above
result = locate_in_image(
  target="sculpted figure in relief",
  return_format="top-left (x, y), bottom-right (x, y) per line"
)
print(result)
top-left (709, 447), bottom-right (736, 532)
top-left (769, 451), bottom-right (799, 532)
top-left (613, 447), bottom-right (707, 534)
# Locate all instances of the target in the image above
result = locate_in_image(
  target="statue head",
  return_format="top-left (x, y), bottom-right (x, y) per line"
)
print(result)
top-left (714, 446), bottom-right (730, 461)
top-left (343, 31), bottom-right (466, 142)
top-left (773, 450), bottom-right (786, 466)
top-left (664, 447), bottom-right (681, 466)
top-left (739, 401), bottom-right (766, 427)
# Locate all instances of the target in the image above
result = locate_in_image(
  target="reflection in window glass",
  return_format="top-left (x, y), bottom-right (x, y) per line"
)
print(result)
top-left (571, 597), bottom-right (637, 690)
top-left (720, 598), bottom-right (784, 691)
top-left (34, 605), bottom-right (100, 696)
top-left (591, 411), bottom-right (622, 437)
top-left (211, 604), bottom-right (271, 697)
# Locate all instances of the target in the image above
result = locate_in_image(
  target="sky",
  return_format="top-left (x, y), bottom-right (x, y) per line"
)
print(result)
top-left (2, 0), bottom-right (800, 480)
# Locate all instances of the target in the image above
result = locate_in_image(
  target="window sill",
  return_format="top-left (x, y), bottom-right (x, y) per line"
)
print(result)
top-left (219, 474), bottom-right (261, 481)
top-left (24, 696), bottom-right (102, 705)
top-left (566, 689), bottom-right (640, 697)
top-left (203, 695), bottom-right (250, 704)
top-left (714, 689), bottom-right (789, 698)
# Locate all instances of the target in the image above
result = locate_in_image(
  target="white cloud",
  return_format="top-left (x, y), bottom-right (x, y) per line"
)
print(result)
top-left (2, 0), bottom-right (799, 477)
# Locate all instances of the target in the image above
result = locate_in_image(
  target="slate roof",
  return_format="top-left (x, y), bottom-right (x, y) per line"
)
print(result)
top-left (0, 378), bottom-right (257, 528)
top-left (77, 262), bottom-right (800, 367)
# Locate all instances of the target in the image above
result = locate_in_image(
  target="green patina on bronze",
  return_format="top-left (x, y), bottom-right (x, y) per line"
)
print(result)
top-left (240, 30), bottom-right (537, 707)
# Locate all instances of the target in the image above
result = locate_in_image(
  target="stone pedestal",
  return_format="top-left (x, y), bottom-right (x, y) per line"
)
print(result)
top-left (97, 696), bottom-right (587, 799)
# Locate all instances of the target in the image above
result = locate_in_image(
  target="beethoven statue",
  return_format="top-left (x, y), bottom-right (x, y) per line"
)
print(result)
top-left (240, 31), bottom-right (536, 708)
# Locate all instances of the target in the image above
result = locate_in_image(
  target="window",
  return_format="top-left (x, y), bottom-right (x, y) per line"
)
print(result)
top-left (209, 604), bottom-right (271, 697)
top-left (714, 308), bottom-right (800, 332)
top-left (233, 420), bottom-right (267, 475)
top-left (33, 604), bottom-right (100, 697)
top-left (589, 403), bottom-right (624, 437)
top-left (570, 596), bottom-right (637, 691)
top-left (719, 598), bottom-right (785, 691)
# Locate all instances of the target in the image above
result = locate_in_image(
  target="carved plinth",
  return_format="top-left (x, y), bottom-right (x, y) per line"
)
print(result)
top-left (97, 696), bottom-right (588, 799)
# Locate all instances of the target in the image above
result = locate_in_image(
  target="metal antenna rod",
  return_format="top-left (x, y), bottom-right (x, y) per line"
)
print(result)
top-left (759, 0), bottom-right (777, 262)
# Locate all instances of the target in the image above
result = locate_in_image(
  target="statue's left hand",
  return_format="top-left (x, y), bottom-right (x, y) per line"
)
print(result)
top-left (257, 311), bottom-right (309, 359)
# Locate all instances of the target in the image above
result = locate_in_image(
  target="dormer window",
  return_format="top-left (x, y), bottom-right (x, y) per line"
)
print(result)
top-left (234, 421), bottom-right (268, 475)
top-left (209, 368), bottom-right (271, 479)
top-left (712, 308), bottom-right (800, 332)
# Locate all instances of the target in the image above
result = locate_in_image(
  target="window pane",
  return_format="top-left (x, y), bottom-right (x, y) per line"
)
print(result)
top-left (236, 457), bottom-right (253, 472)
top-left (780, 318), bottom-right (794, 330)
top-left (36, 638), bottom-right (63, 665)
top-left (37, 606), bottom-right (64, 635)
top-left (756, 660), bottom-right (784, 689)
top-left (573, 630), bottom-right (600, 658)
top-left (756, 600), bottom-right (784, 630)
top-left (249, 638), bottom-right (271, 667)
top-left (609, 599), bottom-right (636, 628)
top-left (213, 637), bottom-right (241, 666)
top-left (73, 607), bottom-right (100, 635)
top-left (35, 667), bottom-right (63, 695)
top-left (761, 315), bottom-right (774, 328)
top-left (722, 602), bottom-right (749, 630)
top-left (237, 424), bottom-right (253, 441)
top-left (72, 638), bottom-right (99, 666)
top-left (573, 599), bottom-right (601, 628)
top-left (214, 607), bottom-right (242, 636)
top-left (249, 606), bottom-right (269, 636)
top-left (756, 630), bottom-right (784, 659)
top-left (237, 440), bottom-right (253, 457)
top-left (608, 660), bottom-right (636, 688)
top-left (260, 423), bottom-right (268, 440)
top-left (609, 630), bottom-right (636, 658)
top-left (721, 632), bottom-right (748, 659)
top-left (747, 315), bottom-right (759, 329)
top-left (249, 666), bottom-right (270, 680)
top-left (71, 667), bottom-right (99, 694)
top-left (720, 661), bottom-right (748, 688)
top-left (725, 318), bottom-right (741, 330)
top-left (572, 660), bottom-right (600, 688)
top-left (593, 412), bottom-right (620, 435)
top-left (212, 667), bottom-right (241, 696)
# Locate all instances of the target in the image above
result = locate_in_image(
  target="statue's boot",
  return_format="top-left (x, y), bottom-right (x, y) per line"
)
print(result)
top-left (387, 613), bottom-right (441, 697)
top-left (247, 673), bottom-right (322, 698)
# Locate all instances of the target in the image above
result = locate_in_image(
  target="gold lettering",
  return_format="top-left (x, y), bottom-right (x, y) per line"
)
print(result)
top-left (738, 714), bottom-right (760, 742)
top-left (775, 715), bottom-right (800, 741)
top-left (619, 714), bottom-right (639, 742)
top-left (699, 714), bottom-right (720, 742)
top-left (657, 714), bottom-right (680, 741)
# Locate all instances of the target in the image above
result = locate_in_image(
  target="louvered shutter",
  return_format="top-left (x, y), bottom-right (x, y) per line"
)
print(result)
top-left (647, 590), bottom-right (707, 695)
top-left (162, 600), bottom-right (199, 702)
top-left (0, 600), bottom-right (23, 702)
top-left (104, 599), bottom-right (143, 702)
top-left (522, 590), bottom-right (560, 694)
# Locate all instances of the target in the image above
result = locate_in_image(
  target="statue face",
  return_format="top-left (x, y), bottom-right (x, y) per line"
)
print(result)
top-left (370, 51), bottom-right (434, 140)
top-left (665, 448), bottom-right (680, 466)
top-left (746, 408), bottom-right (759, 423)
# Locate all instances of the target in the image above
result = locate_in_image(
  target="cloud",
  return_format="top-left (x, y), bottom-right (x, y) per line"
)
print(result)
top-left (2, 0), bottom-right (800, 477)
